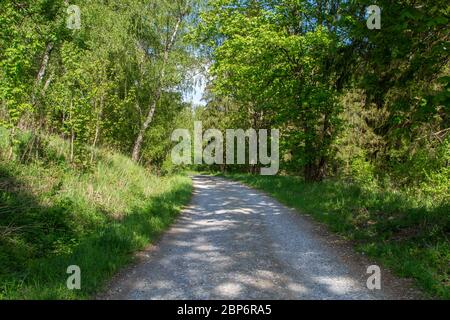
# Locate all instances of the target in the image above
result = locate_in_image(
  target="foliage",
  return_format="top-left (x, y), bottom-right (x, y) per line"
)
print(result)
top-left (224, 173), bottom-right (449, 299)
top-left (196, 0), bottom-right (449, 298)
top-left (0, 0), bottom-right (199, 167)
top-left (195, 0), bottom-right (449, 186)
top-left (0, 0), bottom-right (448, 300)
top-left (0, 128), bottom-right (192, 299)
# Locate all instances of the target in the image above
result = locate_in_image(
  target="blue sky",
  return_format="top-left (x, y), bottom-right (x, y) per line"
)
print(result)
top-left (183, 74), bottom-right (207, 107)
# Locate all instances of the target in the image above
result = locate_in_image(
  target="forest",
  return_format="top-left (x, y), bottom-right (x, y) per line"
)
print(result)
top-left (0, 0), bottom-right (448, 299)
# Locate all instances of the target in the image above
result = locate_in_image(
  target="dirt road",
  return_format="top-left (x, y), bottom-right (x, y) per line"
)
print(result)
top-left (101, 175), bottom-right (421, 300)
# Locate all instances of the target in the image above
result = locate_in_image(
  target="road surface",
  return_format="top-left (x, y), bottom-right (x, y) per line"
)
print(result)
top-left (101, 175), bottom-right (421, 300)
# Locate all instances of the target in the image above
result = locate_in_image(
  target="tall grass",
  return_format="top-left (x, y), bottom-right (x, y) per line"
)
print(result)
top-left (0, 128), bottom-right (192, 299)
top-left (224, 173), bottom-right (449, 299)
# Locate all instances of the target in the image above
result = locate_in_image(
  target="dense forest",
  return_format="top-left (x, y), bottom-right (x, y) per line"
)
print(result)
top-left (1, 0), bottom-right (200, 169)
top-left (196, 0), bottom-right (449, 187)
top-left (0, 0), bottom-right (448, 299)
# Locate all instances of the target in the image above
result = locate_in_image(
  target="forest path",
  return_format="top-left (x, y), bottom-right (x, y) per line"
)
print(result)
top-left (101, 175), bottom-right (421, 300)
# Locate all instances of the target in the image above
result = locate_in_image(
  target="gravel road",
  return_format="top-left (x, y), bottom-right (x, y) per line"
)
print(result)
top-left (101, 175), bottom-right (422, 300)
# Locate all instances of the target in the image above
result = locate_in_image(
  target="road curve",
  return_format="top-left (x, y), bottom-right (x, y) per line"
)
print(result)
top-left (101, 175), bottom-right (420, 300)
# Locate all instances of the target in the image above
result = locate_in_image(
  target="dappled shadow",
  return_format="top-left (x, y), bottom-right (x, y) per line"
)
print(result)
top-left (0, 163), bottom-right (192, 299)
top-left (108, 175), bottom-right (387, 300)
top-left (0, 165), bottom-right (79, 279)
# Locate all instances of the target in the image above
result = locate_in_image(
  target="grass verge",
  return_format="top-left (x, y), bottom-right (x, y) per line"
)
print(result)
top-left (223, 173), bottom-right (449, 299)
top-left (0, 129), bottom-right (192, 299)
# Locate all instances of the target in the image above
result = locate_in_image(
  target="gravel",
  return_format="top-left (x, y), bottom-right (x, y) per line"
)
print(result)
top-left (100, 175), bottom-right (423, 300)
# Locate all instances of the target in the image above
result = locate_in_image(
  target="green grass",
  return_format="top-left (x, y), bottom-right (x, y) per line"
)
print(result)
top-left (222, 173), bottom-right (449, 299)
top-left (0, 129), bottom-right (192, 299)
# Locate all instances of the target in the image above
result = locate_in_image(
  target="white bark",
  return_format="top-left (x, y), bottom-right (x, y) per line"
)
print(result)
top-left (131, 10), bottom-right (185, 162)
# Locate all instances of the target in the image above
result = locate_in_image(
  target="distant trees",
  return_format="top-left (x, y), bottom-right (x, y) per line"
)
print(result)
top-left (1, 0), bottom-right (448, 188)
top-left (195, 0), bottom-right (449, 187)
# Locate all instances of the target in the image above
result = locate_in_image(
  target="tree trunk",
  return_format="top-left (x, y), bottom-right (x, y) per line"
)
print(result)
top-left (70, 129), bottom-right (75, 163)
top-left (7, 127), bottom-right (15, 160)
top-left (32, 42), bottom-right (53, 105)
top-left (91, 96), bottom-right (103, 163)
top-left (69, 98), bottom-right (74, 163)
top-left (303, 121), bottom-right (323, 182)
top-left (36, 43), bottom-right (53, 85)
top-left (303, 143), bottom-right (329, 182)
top-left (131, 99), bottom-right (157, 162)
top-left (131, 12), bottom-right (184, 162)
top-left (43, 73), bottom-right (53, 93)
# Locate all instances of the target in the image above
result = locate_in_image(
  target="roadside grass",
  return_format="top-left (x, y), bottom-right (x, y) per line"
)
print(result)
top-left (222, 173), bottom-right (449, 299)
top-left (0, 128), bottom-right (192, 299)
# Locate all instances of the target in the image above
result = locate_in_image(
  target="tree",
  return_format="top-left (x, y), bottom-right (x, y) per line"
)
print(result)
top-left (196, 0), bottom-right (343, 181)
top-left (131, 0), bottom-right (199, 162)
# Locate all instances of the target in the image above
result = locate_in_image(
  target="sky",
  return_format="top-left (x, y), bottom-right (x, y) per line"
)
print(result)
top-left (183, 73), bottom-right (207, 107)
